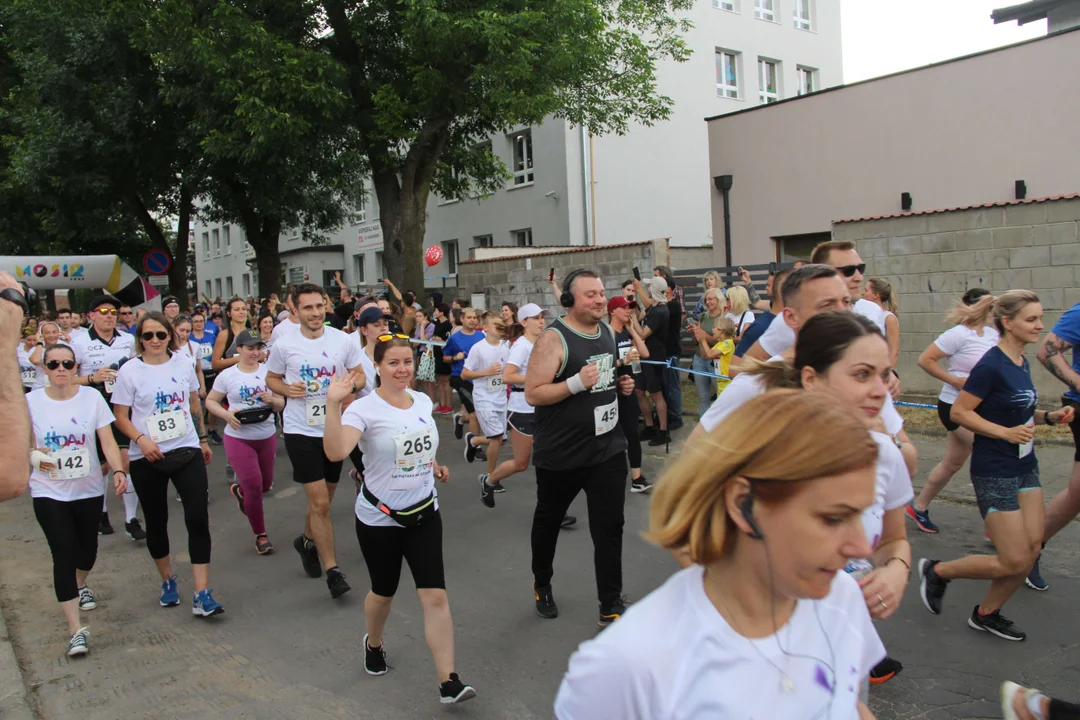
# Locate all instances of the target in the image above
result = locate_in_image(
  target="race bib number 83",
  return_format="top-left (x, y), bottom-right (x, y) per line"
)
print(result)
top-left (148, 409), bottom-right (187, 442)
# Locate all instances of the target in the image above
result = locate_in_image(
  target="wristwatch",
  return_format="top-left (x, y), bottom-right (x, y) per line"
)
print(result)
top-left (0, 288), bottom-right (28, 316)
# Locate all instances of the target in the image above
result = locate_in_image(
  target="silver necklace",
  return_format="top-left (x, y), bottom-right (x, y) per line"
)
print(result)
top-left (713, 584), bottom-right (796, 693)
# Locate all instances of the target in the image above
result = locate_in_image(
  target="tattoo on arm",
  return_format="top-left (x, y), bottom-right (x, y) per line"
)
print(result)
top-left (1043, 338), bottom-right (1080, 392)
top-left (191, 406), bottom-right (206, 437)
top-left (745, 282), bottom-right (760, 305)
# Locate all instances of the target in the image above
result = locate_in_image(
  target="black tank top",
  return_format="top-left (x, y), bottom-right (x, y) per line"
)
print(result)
top-left (533, 318), bottom-right (627, 470)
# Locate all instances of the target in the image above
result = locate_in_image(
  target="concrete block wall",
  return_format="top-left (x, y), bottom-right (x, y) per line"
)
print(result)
top-left (457, 239), bottom-right (668, 314)
top-left (833, 197), bottom-right (1080, 401)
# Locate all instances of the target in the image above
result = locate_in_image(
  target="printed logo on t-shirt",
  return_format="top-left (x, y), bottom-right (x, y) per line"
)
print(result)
top-left (154, 388), bottom-right (187, 413)
top-left (43, 425), bottom-right (90, 451)
top-left (238, 384), bottom-right (269, 407)
top-left (588, 352), bottom-right (615, 394)
top-left (299, 360), bottom-right (336, 395)
top-left (1011, 389), bottom-right (1037, 409)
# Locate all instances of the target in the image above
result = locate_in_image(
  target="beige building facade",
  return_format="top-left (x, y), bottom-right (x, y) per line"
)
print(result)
top-left (705, 27), bottom-right (1080, 266)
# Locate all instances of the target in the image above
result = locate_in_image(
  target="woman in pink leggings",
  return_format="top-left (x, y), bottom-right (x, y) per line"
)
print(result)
top-left (205, 329), bottom-right (285, 555)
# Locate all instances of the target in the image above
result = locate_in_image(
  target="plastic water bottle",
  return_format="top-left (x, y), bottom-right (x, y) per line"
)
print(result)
top-left (631, 356), bottom-right (641, 374)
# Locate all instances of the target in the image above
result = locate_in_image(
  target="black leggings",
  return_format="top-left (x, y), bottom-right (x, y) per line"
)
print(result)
top-left (355, 512), bottom-right (445, 597)
top-left (33, 496), bottom-right (102, 602)
top-left (130, 453), bottom-right (212, 564)
top-left (1050, 699), bottom-right (1080, 719)
top-left (618, 395), bottom-right (642, 470)
top-left (449, 376), bottom-right (474, 414)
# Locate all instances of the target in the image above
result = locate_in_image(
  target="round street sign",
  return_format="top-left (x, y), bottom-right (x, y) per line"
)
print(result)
top-left (143, 249), bottom-right (172, 276)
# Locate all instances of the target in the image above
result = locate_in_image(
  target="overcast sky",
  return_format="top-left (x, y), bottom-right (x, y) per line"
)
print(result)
top-left (841, 0), bottom-right (1047, 83)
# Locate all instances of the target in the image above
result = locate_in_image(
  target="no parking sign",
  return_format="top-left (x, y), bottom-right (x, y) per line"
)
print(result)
top-left (143, 249), bottom-right (172, 275)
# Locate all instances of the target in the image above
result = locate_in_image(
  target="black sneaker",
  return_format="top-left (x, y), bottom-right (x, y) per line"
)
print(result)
top-left (869, 656), bottom-right (903, 685)
top-left (534, 583), bottom-right (558, 619)
top-left (648, 430), bottom-right (671, 447)
top-left (98, 512), bottom-right (114, 536)
top-left (464, 433), bottom-right (478, 463)
top-left (968, 605), bottom-right (1026, 641)
top-left (639, 426), bottom-right (657, 440)
top-left (326, 568), bottom-right (351, 599)
top-left (492, 481), bottom-right (506, 494)
top-left (630, 477), bottom-right (653, 494)
top-left (479, 474), bottom-right (495, 508)
top-left (560, 514), bottom-right (577, 529)
top-left (918, 558), bottom-right (949, 615)
top-left (294, 535), bottom-right (323, 578)
top-left (453, 414), bottom-right (464, 440)
top-left (599, 597), bottom-right (628, 627)
top-left (475, 447), bottom-right (487, 462)
top-left (439, 673), bottom-right (476, 705)
top-left (124, 518), bottom-right (147, 541)
top-left (208, 429), bottom-right (223, 445)
top-left (363, 633), bottom-right (388, 676)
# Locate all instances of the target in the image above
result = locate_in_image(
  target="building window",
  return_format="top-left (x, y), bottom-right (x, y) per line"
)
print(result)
top-left (473, 234), bottom-right (493, 248)
top-left (202, 232), bottom-right (210, 260)
top-left (715, 50), bottom-right (739, 99)
top-left (797, 65), bottom-right (817, 95)
top-left (758, 59), bottom-right (780, 104)
top-left (354, 192), bottom-right (366, 222)
top-left (511, 130), bottom-right (534, 186)
top-left (287, 266), bottom-right (305, 285)
top-left (204, 280), bottom-right (211, 299)
top-left (225, 277), bottom-right (234, 298)
top-left (442, 240), bottom-right (459, 275)
top-left (242, 273), bottom-right (251, 296)
top-left (793, 0), bottom-right (812, 30)
top-left (754, 0), bottom-right (775, 21)
top-left (214, 278), bottom-right (222, 299)
top-left (375, 251), bottom-right (384, 281)
top-left (512, 228), bottom-right (533, 247)
top-left (354, 254), bottom-right (365, 284)
top-left (223, 225), bottom-right (231, 254)
top-left (212, 228), bottom-right (220, 256)
top-left (712, 0), bottom-right (735, 9)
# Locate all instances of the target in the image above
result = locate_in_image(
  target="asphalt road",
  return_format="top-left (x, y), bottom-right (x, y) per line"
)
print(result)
top-left (1, 418), bottom-right (1078, 720)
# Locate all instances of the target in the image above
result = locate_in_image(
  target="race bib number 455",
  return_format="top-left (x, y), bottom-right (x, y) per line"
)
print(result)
top-left (594, 400), bottom-right (618, 436)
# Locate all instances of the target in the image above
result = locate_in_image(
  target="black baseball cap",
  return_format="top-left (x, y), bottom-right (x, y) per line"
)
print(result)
top-left (235, 329), bottom-right (264, 347)
top-left (162, 296), bottom-right (180, 308)
top-left (88, 294), bottom-right (122, 312)
top-left (357, 306), bottom-right (394, 326)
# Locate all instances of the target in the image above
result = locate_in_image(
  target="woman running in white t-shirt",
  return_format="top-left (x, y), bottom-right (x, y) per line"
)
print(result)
top-left (556, 390), bottom-right (884, 719)
top-left (323, 334), bottom-right (474, 705)
top-left (110, 312), bottom-right (224, 618)
top-left (461, 311), bottom-right (509, 494)
top-left (909, 290), bottom-right (998, 533)
top-left (26, 343), bottom-right (128, 657)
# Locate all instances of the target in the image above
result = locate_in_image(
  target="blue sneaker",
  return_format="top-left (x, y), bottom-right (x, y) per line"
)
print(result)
top-left (159, 576), bottom-right (179, 607)
top-left (905, 502), bottom-right (939, 534)
top-left (192, 589), bottom-right (225, 617)
top-left (1025, 554), bottom-right (1049, 591)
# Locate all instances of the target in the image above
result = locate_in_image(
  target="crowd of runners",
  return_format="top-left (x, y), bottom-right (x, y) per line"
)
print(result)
top-left (5, 236), bottom-right (1080, 717)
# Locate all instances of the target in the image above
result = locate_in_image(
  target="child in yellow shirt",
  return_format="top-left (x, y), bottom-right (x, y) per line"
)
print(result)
top-left (700, 318), bottom-right (736, 396)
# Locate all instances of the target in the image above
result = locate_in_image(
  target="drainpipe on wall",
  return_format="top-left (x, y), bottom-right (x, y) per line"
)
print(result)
top-left (581, 125), bottom-right (594, 246)
top-left (714, 174), bottom-right (733, 267)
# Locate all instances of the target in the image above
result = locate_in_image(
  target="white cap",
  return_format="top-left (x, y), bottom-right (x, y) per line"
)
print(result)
top-left (518, 303), bottom-right (544, 322)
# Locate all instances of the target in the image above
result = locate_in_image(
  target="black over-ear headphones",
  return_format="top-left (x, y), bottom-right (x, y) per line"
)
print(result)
top-left (560, 269), bottom-right (588, 309)
top-left (741, 492), bottom-right (765, 541)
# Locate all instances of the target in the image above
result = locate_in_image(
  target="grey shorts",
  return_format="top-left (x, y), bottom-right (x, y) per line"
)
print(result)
top-left (971, 470), bottom-right (1041, 518)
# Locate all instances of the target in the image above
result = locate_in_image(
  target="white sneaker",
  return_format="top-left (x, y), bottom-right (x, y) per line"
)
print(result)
top-left (67, 627), bottom-right (89, 657)
top-left (77, 585), bottom-right (97, 611)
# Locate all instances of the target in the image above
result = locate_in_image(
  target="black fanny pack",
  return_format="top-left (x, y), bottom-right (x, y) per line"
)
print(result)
top-left (361, 483), bottom-right (436, 527)
top-left (510, 386), bottom-right (525, 393)
top-left (234, 407), bottom-right (273, 425)
top-left (149, 446), bottom-right (202, 474)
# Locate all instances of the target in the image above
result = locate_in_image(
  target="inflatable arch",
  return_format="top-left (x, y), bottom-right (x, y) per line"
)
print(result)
top-left (1, 255), bottom-right (162, 312)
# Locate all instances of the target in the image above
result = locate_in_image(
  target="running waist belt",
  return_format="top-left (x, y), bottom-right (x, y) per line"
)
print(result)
top-left (361, 483), bottom-right (436, 527)
top-left (234, 408), bottom-right (273, 425)
top-left (511, 387), bottom-right (525, 392)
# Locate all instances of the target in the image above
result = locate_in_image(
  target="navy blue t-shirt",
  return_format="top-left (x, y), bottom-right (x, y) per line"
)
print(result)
top-left (442, 330), bottom-right (485, 377)
top-left (963, 345), bottom-right (1038, 477)
top-left (734, 311), bottom-right (775, 358)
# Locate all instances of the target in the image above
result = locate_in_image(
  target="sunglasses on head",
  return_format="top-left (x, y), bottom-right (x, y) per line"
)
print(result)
top-left (141, 330), bottom-right (170, 341)
top-left (45, 359), bottom-right (76, 370)
top-left (96, 308), bottom-right (119, 316)
top-left (377, 333), bottom-right (411, 343)
top-left (836, 263), bottom-right (866, 278)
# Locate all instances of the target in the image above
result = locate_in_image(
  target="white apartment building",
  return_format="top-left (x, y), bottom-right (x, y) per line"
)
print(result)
top-left (194, 0), bottom-right (842, 297)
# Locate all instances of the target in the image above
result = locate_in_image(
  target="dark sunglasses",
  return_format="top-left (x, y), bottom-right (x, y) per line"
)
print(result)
top-left (141, 330), bottom-right (170, 341)
top-left (377, 333), bottom-right (411, 343)
top-left (119, 311), bottom-right (134, 316)
top-left (45, 359), bottom-right (76, 370)
top-left (836, 263), bottom-right (866, 278)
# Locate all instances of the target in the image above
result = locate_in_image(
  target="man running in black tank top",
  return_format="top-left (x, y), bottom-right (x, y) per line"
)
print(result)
top-left (526, 269), bottom-right (638, 626)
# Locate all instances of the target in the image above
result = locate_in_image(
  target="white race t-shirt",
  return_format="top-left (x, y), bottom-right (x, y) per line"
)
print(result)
top-left (555, 565), bottom-right (885, 720)
top-left (18, 343), bottom-right (37, 389)
top-left (269, 318), bottom-right (301, 347)
top-left (111, 354), bottom-right (202, 461)
top-left (344, 390), bottom-right (439, 528)
top-left (726, 310), bottom-right (755, 336)
top-left (854, 299), bottom-right (887, 333)
top-left (31, 340), bottom-right (73, 389)
top-left (354, 344), bottom-right (377, 398)
top-left (506, 336), bottom-right (536, 414)
top-left (211, 365), bottom-right (276, 441)
top-left (68, 327), bottom-right (90, 342)
top-left (863, 432), bottom-right (914, 550)
top-left (758, 301), bottom-right (886, 358)
top-left (933, 325), bottom-right (1000, 404)
top-left (70, 329), bottom-right (135, 396)
top-left (26, 386), bottom-right (114, 501)
top-left (175, 340), bottom-right (201, 373)
top-left (464, 339), bottom-right (509, 409)
top-left (265, 326), bottom-right (362, 437)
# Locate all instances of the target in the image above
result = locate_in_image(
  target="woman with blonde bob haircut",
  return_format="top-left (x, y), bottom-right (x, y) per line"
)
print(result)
top-left (723, 284), bottom-right (755, 344)
top-left (555, 391), bottom-right (887, 720)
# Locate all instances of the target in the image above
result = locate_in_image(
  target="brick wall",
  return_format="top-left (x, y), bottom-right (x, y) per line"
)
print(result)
top-left (456, 239), bottom-right (668, 313)
top-left (832, 196), bottom-right (1080, 400)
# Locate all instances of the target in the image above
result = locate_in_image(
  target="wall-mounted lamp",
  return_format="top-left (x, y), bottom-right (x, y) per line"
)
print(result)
top-left (901, 192), bottom-right (912, 211)
top-left (1015, 180), bottom-right (1027, 200)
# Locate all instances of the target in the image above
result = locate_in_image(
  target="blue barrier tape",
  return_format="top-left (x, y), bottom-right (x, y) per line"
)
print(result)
top-left (894, 401), bottom-right (937, 410)
top-left (640, 358), bottom-right (730, 382)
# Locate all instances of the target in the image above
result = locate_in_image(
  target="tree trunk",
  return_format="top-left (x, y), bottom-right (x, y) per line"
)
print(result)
top-left (249, 219), bottom-right (283, 299)
top-left (372, 168), bottom-right (429, 305)
top-left (171, 184), bottom-right (193, 306)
